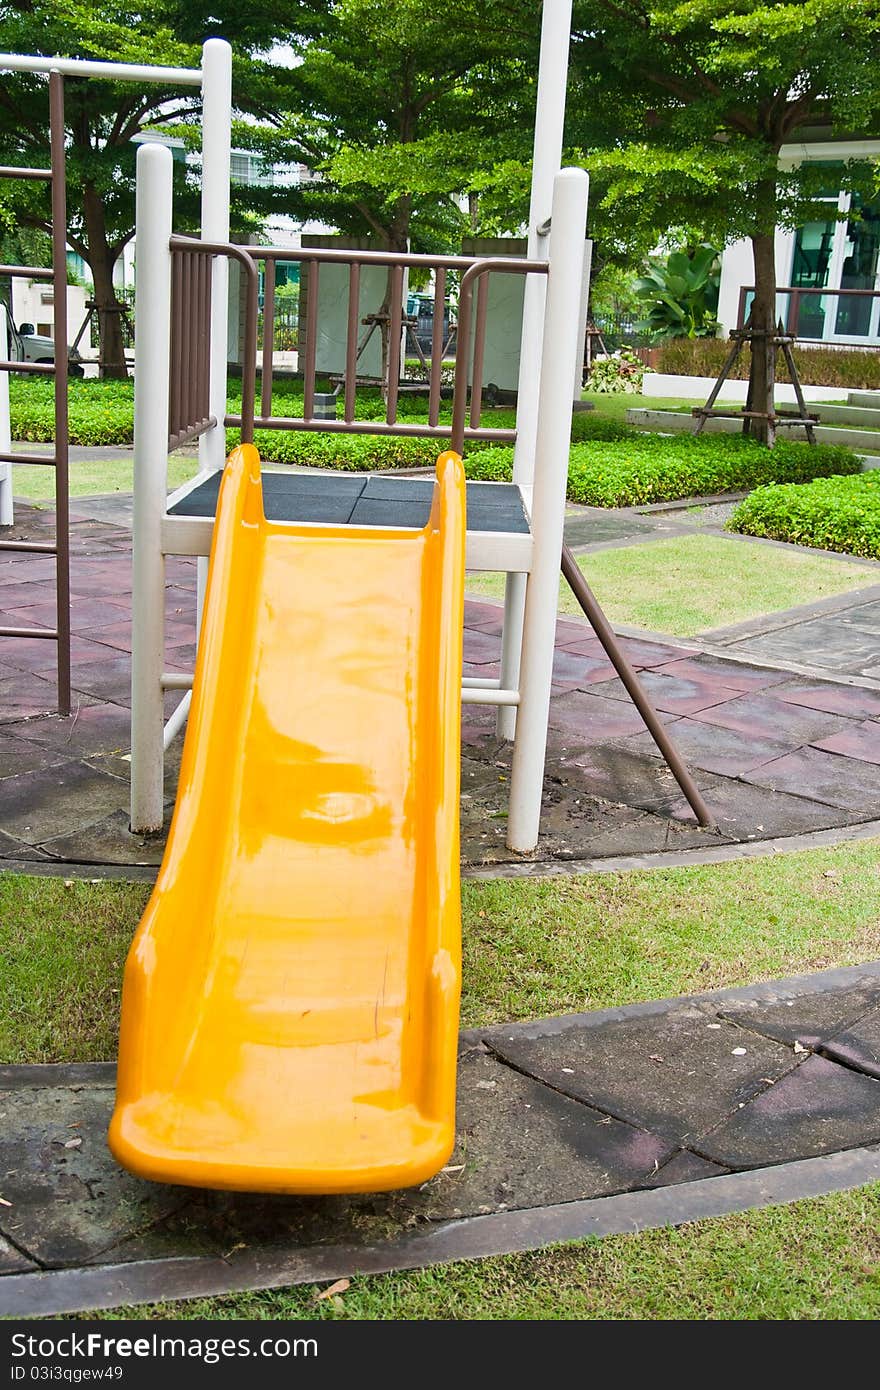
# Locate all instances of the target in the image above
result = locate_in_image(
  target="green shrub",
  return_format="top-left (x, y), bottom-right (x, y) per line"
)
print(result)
top-left (655, 338), bottom-right (880, 391)
top-left (465, 435), bottom-right (861, 507)
top-left (586, 349), bottom-right (645, 394)
top-left (729, 472), bottom-right (880, 558)
top-left (10, 377), bottom-right (135, 446)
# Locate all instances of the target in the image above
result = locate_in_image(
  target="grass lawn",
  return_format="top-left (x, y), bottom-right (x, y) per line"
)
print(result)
top-left (580, 390), bottom-right (700, 420)
top-left (3, 839), bottom-right (878, 1320)
top-left (12, 454), bottom-right (200, 501)
top-left (465, 532), bottom-right (874, 637)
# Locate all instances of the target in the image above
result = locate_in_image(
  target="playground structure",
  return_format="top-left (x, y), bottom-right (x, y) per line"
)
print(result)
top-left (0, 38), bottom-right (233, 716)
top-left (1, 3), bottom-right (711, 1194)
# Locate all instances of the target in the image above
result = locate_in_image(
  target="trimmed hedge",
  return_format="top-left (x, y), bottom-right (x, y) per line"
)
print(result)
top-left (729, 472), bottom-right (880, 559)
top-left (466, 435), bottom-right (861, 508)
top-left (656, 337), bottom-right (880, 391)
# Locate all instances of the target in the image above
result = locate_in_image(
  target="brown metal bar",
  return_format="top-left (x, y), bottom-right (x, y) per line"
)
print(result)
top-left (0, 264), bottom-right (53, 280)
top-left (257, 244), bottom-right (549, 276)
top-left (167, 417), bottom-right (215, 451)
top-left (386, 266), bottom-right (403, 424)
top-left (0, 539), bottom-right (57, 553)
top-left (451, 277), bottom-right (475, 454)
top-left (428, 267), bottom-right (446, 428)
top-left (50, 70), bottom-right (70, 716)
top-left (225, 412), bottom-right (517, 443)
top-left (470, 271), bottom-right (490, 429)
top-left (0, 625), bottom-right (58, 638)
top-left (344, 262), bottom-right (360, 423)
top-left (0, 359), bottom-right (55, 374)
top-left (169, 251), bottom-right (183, 439)
top-left (196, 252), bottom-right (208, 425)
top-left (0, 166), bottom-right (52, 180)
top-left (560, 545), bottom-right (714, 828)
top-left (0, 451), bottom-right (55, 465)
top-left (302, 260), bottom-right (319, 422)
top-left (260, 257), bottom-right (275, 420)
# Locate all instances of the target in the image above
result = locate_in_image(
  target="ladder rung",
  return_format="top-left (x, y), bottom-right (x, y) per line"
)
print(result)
top-left (0, 626), bottom-right (58, 640)
top-left (0, 264), bottom-right (53, 280)
top-left (0, 359), bottom-right (55, 375)
top-left (0, 452), bottom-right (55, 466)
top-left (0, 166), bottom-right (52, 181)
top-left (0, 540), bottom-right (57, 554)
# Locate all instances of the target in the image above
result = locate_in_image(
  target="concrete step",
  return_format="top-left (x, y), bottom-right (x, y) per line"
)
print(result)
top-left (848, 390), bottom-right (880, 409)
top-left (626, 408), bottom-right (880, 454)
top-left (815, 403), bottom-right (880, 427)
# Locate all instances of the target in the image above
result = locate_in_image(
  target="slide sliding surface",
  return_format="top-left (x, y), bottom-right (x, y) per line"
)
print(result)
top-left (110, 446), bottom-right (465, 1194)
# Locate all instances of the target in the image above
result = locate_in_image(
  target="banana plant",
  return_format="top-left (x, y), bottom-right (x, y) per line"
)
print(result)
top-left (635, 244), bottom-right (721, 342)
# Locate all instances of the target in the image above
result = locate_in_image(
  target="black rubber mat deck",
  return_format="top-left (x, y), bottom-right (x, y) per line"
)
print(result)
top-left (169, 471), bottom-right (531, 534)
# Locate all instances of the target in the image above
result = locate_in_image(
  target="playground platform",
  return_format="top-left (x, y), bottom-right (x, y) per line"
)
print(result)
top-left (3, 493), bottom-right (880, 872)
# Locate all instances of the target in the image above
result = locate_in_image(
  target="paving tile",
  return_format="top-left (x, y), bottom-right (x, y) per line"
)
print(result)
top-left (462, 629), bottom-right (502, 665)
top-left (7, 702), bottom-right (132, 758)
top-left (0, 1085), bottom-right (184, 1267)
top-left (617, 716), bottom-right (798, 778)
top-left (728, 618), bottom-right (880, 677)
top-left (0, 760), bottom-right (129, 843)
top-left (822, 1008), bottom-right (880, 1080)
top-left (688, 691), bottom-right (852, 744)
top-left (550, 690), bottom-right (677, 744)
top-left (41, 808), bottom-right (166, 867)
top-left (551, 649), bottom-right (619, 689)
top-left (652, 654), bottom-right (790, 692)
top-left (720, 980), bottom-right (880, 1049)
top-left (0, 670), bottom-right (64, 722)
top-left (0, 1234), bottom-right (35, 1274)
top-left (615, 637), bottom-right (693, 668)
top-left (698, 1055), bottom-right (880, 1169)
top-left (812, 720), bottom-right (880, 765)
top-left (772, 680), bottom-right (880, 720)
top-left (70, 655), bottom-right (134, 707)
top-left (663, 773), bottom-right (870, 839)
top-left (6, 598), bottom-right (133, 631)
top-left (550, 737), bottom-right (716, 809)
top-left (588, 671), bottom-right (743, 716)
top-left (642, 1150), bottom-right (730, 1188)
top-left (400, 1049), bottom-right (674, 1220)
top-left (742, 745), bottom-right (880, 812)
top-left (0, 729), bottom-right (67, 779)
top-left (0, 826), bottom-right (49, 861)
top-left (484, 1006), bottom-right (795, 1147)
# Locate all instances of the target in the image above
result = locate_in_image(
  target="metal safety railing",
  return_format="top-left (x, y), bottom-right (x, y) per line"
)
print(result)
top-left (737, 283), bottom-right (880, 347)
top-left (0, 71), bottom-right (71, 714)
top-left (168, 246), bottom-right (215, 450)
top-left (168, 237), bottom-right (548, 455)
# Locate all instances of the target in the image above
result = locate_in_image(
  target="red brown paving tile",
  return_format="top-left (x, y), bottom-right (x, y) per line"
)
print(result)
top-left (772, 680), bottom-right (880, 720)
top-left (551, 649), bottom-right (618, 689)
top-left (652, 654), bottom-right (790, 692)
top-left (688, 691), bottom-right (853, 744)
top-left (812, 720), bottom-right (880, 766)
top-left (4, 599), bottom-right (138, 631)
top-left (463, 630), bottom-right (502, 664)
top-left (0, 582), bottom-right (58, 608)
top-left (587, 670), bottom-right (743, 716)
top-left (551, 689), bottom-right (678, 744)
top-left (742, 745), bottom-right (880, 812)
top-left (615, 637), bottom-right (693, 668)
top-left (17, 635), bottom-right (120, 673)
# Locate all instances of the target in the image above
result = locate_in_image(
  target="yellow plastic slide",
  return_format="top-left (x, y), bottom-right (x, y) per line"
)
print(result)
top-left (110, 445), bottom-right (465, 1194)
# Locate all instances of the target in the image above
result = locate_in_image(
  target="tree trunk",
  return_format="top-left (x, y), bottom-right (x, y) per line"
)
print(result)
top-left (82, 183), bottom-right (128, 380)
top-left (377, 206), bottom-right (410, 402)
top-left (747, 229), bottom-right (777, 448)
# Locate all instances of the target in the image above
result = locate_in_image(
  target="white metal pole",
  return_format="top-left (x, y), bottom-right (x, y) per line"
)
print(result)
top-left (131, 143), bottom-right (174, 834)
top-left (0, 314), bottom-right (12, 525)
top-left (497, 0), bottom-right (572, 740)
top-left (197, 38), bottom-right (232, 625)
top-left (507, 168), bottom-right (589, 854)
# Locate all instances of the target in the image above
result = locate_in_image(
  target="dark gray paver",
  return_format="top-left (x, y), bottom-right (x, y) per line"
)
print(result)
top-left (39, 808), bottom-right (167, 867)
top-left (728, 617), bottom-right (880, 677)
top-left (0, 761), bottom-right (129, 844)
top-left (743, 745), bottom-right (880, 812)
top-left (687, 691), bottom-right (852, 744)
top-left (720, 981), bottom-right (880, 1049)
top-left (643, 1150), bottom-right (730, 1188)
top-left (813, 720), bottom-right (880, 765)
top-left (0, 731), bottom-right (66, 779)
top-left (563, 508), bottom-right (658, 547)
top-left (549, 738), bottom-right (716, 810)
top-left (401, 1049), bottom-right (674, 1220)
top-left (0, 1086), bottom-right (185, 1266)
top-left (822, 1008), bottom-right (880, 1080)
top-left (0, 1237), bottom-right (35, 1275)
top-left (0, 671), bottom-right (67, 723)
top-left (484, 1005), bottom-right (796, 1147)
top-left (617, 717), bottom-right (797, 778)
top-left (773, 680), bottom-right (880, 720)
top-left (698, 1055), bottom-right (880, 1169)
top-left (662, 774), bottom-right (870, 840)
top-left (6, 703), bottom-right (134, 758)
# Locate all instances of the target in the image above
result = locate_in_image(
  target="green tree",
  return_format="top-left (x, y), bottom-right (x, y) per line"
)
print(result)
top-left (567, 1), bottom-right (880, 443)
